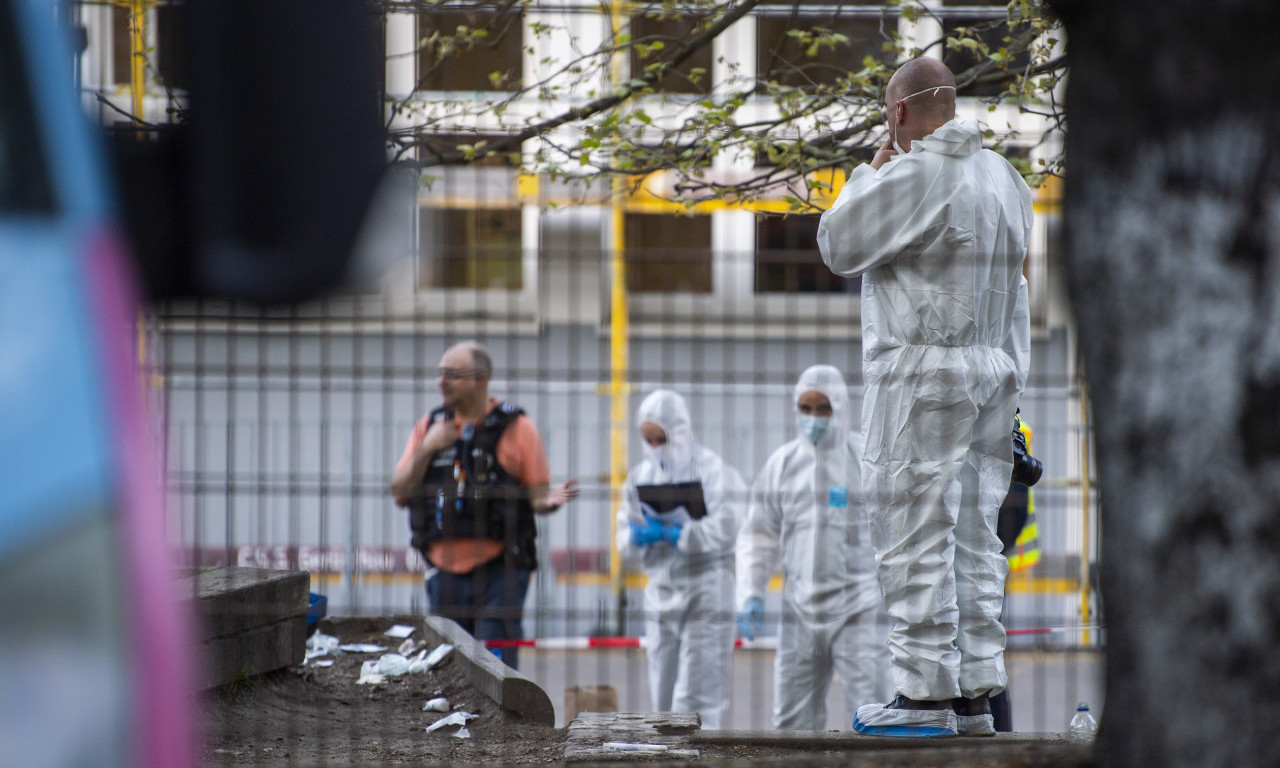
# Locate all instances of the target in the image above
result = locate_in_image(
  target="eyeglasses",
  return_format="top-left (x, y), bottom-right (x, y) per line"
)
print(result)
top-left (438, 368), bottom-right (483, 381)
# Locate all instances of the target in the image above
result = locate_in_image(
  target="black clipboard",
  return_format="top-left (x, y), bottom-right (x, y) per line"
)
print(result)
top-left (635, 481), bottom-right (707, 520)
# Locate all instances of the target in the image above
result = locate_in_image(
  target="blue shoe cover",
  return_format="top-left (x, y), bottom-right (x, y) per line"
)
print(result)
top-left (853, 702), bottom-right (958, 738)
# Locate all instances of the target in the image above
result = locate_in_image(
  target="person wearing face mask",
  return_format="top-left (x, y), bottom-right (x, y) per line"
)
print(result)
top-left (817, 58), bottom-right (1032, 737)
top-left (615, 389), bottom-right (747, 729)
top-left (735, 365), bottom-right (892, 731)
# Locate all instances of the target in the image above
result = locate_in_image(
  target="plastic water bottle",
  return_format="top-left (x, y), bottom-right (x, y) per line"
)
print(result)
top-left (1068, 702), bottom-right (1097, 743)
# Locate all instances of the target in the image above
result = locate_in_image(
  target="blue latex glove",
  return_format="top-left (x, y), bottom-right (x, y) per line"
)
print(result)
top-left (629, 517), bottom-right (664, 547)
top-left (736, 597), bottom-right (764, 640)
top-left (660, 523), bottom-right (682, 546)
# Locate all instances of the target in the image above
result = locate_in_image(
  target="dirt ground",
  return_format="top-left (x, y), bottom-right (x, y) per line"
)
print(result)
top-left (201, 621), bottom-right (564, 767)
top-left (200, 622), bottom-right (1096, 768)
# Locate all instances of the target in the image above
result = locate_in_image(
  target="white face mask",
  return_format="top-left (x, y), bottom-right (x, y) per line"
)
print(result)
top-left (887, 85), bottom-right (956, 157)
top-left (645, 441), bottom-right (692, 478)
top-left (797, 415), bottom-right (831, 445)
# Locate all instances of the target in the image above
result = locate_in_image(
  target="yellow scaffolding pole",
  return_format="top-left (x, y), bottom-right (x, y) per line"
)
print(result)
top-left (607, 0), bottom-right (630, 635)
top-left (119, 1), bottom-right (154, 384)
top-left (128, 0), bottom-right (147, 123)
top-left (1078, 371), bottom-right (1094, 646)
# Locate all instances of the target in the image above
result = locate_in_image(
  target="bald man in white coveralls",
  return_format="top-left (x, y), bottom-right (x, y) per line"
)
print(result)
top-left (818, 58), bottom-right (1032, 738)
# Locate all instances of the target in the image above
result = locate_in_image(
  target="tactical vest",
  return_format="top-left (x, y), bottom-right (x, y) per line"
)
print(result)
top-left (408, 401), bottom-right (538, 571)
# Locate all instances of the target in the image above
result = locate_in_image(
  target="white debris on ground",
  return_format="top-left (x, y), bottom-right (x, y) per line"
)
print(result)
top-left (304, 629), bottom-right (455, 683)
top-left (424, 643), bottom-right (453, 669)
top-left (604, 743), bottom-right (670, 753)
top-left (337, 643), bottom-right (387, 653)
top-left (383, 624), bottom-right (416, 639)
top-left (303, 632), bottom-right (340, 666)
top-left (423, 698), bottom-right (450, 712)
top-left (426, 711), bottom-right (477, 734)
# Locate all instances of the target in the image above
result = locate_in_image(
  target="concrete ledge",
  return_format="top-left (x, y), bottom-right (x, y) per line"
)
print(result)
top-left (321, 615), bottom-right (556, 727)
top-left (564, 716), bottom-right (1076, 762)
top-left (692, 730), bottom-right (1072, 749)
top-left (181, 567), bottom-right (309, 689)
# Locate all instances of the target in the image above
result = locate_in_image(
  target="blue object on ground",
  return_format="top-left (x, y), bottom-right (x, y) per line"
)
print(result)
top-left (307, 593), bottom-right (328, 632)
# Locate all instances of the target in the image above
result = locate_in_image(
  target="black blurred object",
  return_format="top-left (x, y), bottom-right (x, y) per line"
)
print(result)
top-left (991, 476), bottom-right (1028, 732)
top-left (997, 482), bottom-right (1029, 555)
top-left (108, 0), bottom-right (385, 302)
top-left (1010, 412), bottom-right (1042, 486)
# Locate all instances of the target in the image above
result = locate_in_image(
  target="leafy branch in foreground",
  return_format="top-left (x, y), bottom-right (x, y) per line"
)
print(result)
top-left (382, 0), bottom-right (1066, 208)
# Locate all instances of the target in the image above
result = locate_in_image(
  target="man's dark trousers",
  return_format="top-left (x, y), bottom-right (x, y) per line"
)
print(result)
top-left (427, 556), bottom-right (532, 670)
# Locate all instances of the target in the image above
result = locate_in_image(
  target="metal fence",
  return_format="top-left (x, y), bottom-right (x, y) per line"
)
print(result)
top-left (147, 232), bottom-right (1102, 732)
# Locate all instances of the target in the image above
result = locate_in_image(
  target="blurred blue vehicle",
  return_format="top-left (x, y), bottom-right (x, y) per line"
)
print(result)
top-left (0, 1), bottom-right (193, 766)
top-left (0, 0), bottom-right (382, 765)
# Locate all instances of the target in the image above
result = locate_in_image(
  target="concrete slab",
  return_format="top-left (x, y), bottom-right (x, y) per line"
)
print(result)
top-left (198, 615), bottom-right (307, 691)
top-left (560, 708), bottom-right (1083, 762)
top-left (181, 567), bottom-right (309, 689)
top-left (565, 712), bottom-right (702, 762)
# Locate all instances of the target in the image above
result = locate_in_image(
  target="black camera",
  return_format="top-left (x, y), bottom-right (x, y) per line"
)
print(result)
top-left (1011, 412), bottom-right (1043, 487)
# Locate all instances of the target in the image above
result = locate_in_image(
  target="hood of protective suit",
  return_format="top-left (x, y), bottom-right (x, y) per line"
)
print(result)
top-left (916, 119), bottom-right (982, 158)
top-left (794, 365), bottom-right (852, 449)
top-left (636, 389), bottom-right (698, 481)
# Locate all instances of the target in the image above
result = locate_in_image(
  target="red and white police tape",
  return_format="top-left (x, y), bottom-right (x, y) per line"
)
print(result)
top-left (483, 625), bottom-right (1104, 650)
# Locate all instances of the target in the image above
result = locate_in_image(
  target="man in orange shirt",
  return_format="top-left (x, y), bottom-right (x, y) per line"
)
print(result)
top-left (391, 341), bottom-right (577, 669)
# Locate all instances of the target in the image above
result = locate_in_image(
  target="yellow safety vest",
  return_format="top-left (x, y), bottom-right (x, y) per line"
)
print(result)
top-left (1007, 420), bottom-right (1041, 572)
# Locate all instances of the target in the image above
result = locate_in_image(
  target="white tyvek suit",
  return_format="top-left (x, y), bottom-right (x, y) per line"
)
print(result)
top-left (737, 365), bottom-right (892, 730)
top-left (616, 390), bottom-right (746, 729)
top-left (817, 119), bottom-right (1032, 702)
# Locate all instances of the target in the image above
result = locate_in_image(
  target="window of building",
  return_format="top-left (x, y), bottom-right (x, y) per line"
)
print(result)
top-left (419, 207), bottom-right (523, 290)
top-left (417, 136), bottom-right (523, 291)
top-left (756, 11), bottom-right (890, 88)
top-left (941, 3), bottom-right (1032, 98)
top-left (111, 5), bottom-right (134, 86)
top-left (416, 7), bottom-right (523, 92)
top-left (111, 5), bottom-right (183, 89)
top-left (628, 14), bottom-right (713, 95)
top-left (625, 213), bottom-right (712, 293)
top-left (155, 4), bottom-right (186, 90)
top-left (755, 214), bottom-right (858, 294)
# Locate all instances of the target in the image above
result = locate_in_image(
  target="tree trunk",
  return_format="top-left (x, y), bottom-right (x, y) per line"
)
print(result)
top-left (1048, 1), bottom-right (1280, 765)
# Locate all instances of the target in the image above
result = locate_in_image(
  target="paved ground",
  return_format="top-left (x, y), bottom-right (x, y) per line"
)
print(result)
top-left (517, 647), bottom-right (1104, 731)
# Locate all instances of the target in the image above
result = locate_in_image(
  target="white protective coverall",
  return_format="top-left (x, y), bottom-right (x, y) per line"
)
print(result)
top-left (817, 119), bottom-right (1032, 702)
top-left (615, 390), bottom-right (746, 729)
top-left (736, 365), bottom-right (892, 730)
